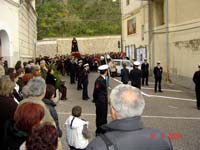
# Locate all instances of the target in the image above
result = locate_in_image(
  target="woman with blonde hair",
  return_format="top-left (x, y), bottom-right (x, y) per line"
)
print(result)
top-left (0, 76), bottom-right (18, 148)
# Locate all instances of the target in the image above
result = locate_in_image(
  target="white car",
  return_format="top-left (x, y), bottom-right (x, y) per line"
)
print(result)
top-left (112, 59), bottom-right (134, 76)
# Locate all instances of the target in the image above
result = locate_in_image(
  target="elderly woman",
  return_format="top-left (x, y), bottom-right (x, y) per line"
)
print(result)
top-left (18, 77), bottom-right (54, 123)
top-left (0, 76), bottom-right (18, 148)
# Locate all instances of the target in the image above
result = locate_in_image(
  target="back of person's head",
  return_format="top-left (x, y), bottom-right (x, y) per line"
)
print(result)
top-left (26, 77), bottom-right (46, 97)
top-left (72, 106), bottom-right (82, 117)
top-left (9, 72), bottom-right (18, 82)
top-left (0, 75), bottom-right (15, 97)
top-left (110, 84), bottom-right (145, 119)
top-left (31, 65), bottom-right (41, 77)
top-left (45, 84), bottom-right (55, 99)
top-left (26, 122), bottom-right (58, 150)
top-left (14, 102), bottom-right (44, 134)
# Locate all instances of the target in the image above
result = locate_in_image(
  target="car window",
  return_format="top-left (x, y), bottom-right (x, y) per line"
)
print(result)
top-left (114, 61), bottom-right (120, 66)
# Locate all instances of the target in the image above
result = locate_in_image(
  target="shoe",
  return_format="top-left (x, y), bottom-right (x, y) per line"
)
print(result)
top-left (154, 90), bottom-right (157, 93)
top-left (159, 90), bottom-right (163, 92)
top-left (197, 107), bottom-right (200, 110)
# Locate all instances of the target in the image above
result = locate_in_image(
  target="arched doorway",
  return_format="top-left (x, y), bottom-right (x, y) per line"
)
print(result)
top-left (0, 30), bottom-right (10, 63)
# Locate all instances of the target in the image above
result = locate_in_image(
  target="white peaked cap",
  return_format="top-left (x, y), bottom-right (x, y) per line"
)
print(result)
top-left (98, 64), bottom-right (109, 70)
top-left (83, 63), bottom-right (89, 67)
top-left (134, 61), bottom-right (140, 66)
top-left (157, 61), bottom-right (161, 64)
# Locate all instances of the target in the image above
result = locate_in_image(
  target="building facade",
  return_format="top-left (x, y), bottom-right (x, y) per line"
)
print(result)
top-left (121, 0), bottom-right (200, 88)
top-left (0, 0), bottom-right (37, 67)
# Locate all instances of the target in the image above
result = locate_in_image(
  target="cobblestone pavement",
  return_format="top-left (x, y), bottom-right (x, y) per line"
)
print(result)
top-left (57, 72), bottom-right (200, 150)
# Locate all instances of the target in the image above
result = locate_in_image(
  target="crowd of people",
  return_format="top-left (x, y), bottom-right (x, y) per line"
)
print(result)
top-left (3, 51), bottom-right (200, 150)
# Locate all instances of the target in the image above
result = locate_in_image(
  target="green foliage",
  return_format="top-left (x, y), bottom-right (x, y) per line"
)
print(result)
top-left (36, 0), bottom-right (121, 39)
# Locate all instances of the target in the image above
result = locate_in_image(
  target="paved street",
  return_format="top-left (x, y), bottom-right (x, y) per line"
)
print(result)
top-left (57, 72), bottom-right (200, 150)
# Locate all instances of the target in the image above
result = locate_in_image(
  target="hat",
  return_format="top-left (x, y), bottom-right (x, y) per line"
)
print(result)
top-left (157, 61), bottom-right (161, 64)
top-left (100, 56), bottom-right (104, 60)
top-left (83, 63), bottom-right (89, 67)
top-left (144, 58), bottom-right (147, 61)
top-left (134, 61), bottom-right (140, 66)
top-left (98, 64), bottom-right (108, 70)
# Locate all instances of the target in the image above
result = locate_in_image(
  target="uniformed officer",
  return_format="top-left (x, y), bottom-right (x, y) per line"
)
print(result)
top-left (69, 57), bottom-right (76, 84)
top-left (77, 60), bottom-right (83, 90)
top-left (130, 61), bottom-right (142, 89)
top-left (141, 58), bottom-right (149, 86)
top-left (93, 64), bottom-right (108, 136)
top-left (82, 63), bottom-right (90, 100)
top-left (121, 63), bottom-right (129, 84)
top-left (154, 61), bottom-right (163, 92)
top-left (193, 64), bottom-right (200, 110)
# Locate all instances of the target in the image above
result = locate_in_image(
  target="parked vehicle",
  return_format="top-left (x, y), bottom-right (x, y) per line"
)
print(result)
top-left (112, 59), bottom-right (134, 76)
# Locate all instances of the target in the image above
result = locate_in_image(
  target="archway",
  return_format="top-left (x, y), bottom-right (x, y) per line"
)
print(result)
top-left (0, 30), bottom-right (10, 63)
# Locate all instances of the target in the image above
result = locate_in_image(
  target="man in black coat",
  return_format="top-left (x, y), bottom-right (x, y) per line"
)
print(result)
top-left (93, 64), bottom-right (108, 136)
top-left (130, 61), bottom-right (142, 89)
top-left (82, 63), bottom-right (90, 100)
top-left (121, 63), bottom-right (129, 84)
top-left (77, 60), bottom-right (83, 90)
top-left (193, 64), bottom-right (200, 110)
top-left (87, 84), bottom-right (173, 150)
top-left (154, 61), bottom-right (163, 92)
top-left (141, 58), bottom-right (149, 86)
top-left (69, 57), bottom-right (76, 84)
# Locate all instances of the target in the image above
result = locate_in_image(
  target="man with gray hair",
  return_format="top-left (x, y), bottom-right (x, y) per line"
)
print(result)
top-left (87, 84), bottom-right (173, 150)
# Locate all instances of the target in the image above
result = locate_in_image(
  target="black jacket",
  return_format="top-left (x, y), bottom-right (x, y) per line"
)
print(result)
top-left (3, 120), bottom-right (27, 150)
top-left (46, 73), bottom-right (56, 87)
top-left (93, 76), bottom-right (107, 104)
top-left (141, 63), bottom-right (149, 76)
top-left (154, 66), bottom-right (163, 79)
top-left (86, 116), bottom-right (173, 150)
top-left (193, 70), bottom-right (200, 90)
top-left (130, 68), bottom-right (142, 88)
top-left (121, 68), bottom-right (129, 84)
top-left (42, 98), bottom-right (62, 137)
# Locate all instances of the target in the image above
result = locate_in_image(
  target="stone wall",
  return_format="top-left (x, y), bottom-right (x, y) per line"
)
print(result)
top-left (36, 36), bottom-right (121, 57)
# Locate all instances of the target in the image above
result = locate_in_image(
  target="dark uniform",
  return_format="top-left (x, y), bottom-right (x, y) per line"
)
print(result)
top-left (193, 68), bottom-right (200, 109)
top-left (130, 68), bottom-right (142, 89)
top-left (77, 63), bottom-right (83, 90)
top-left (153, 65), bottom-right (163, 92)
top-left (69, 60), bottom-right (76, 84)
top-left (141, 62), bottom-right (149, 86)
top-left (121, 68), bottom-right (129, 84)
top-left (93, 76), bottom-right (108, 135)
top-left (82, 67), bottom-right (89, 100)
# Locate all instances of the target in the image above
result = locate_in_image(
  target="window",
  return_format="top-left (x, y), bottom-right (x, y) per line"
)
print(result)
top-left (126, 0), bottom-right (130, 6)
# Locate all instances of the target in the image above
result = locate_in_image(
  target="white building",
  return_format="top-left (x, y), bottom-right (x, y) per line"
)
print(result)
top-left (0, 0), bottom-right (37, 67)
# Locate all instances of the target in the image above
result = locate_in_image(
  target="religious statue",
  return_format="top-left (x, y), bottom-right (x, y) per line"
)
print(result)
top-left (71, 37), bottom-right (79, 53)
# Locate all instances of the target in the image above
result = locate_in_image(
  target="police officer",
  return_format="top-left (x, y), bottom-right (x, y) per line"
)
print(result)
top-left (82, 63), bottom-right (90, 100)
top-left (93, 64), bottom-right (108, 136)
top-left (193, 64), bottom-right (200, 110)
top-left (121, 63), bottom-right (129, 84)
top-left (130, 61), bottom-right (142, 89)
top-left (77, 60), bottom-right (83, 90)
top-left (141, 58), bottom-right (149, 86)
top-left (154, 61), bottom-right (163, 92)
top-left (69, 57), bottom-right (76, 84)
